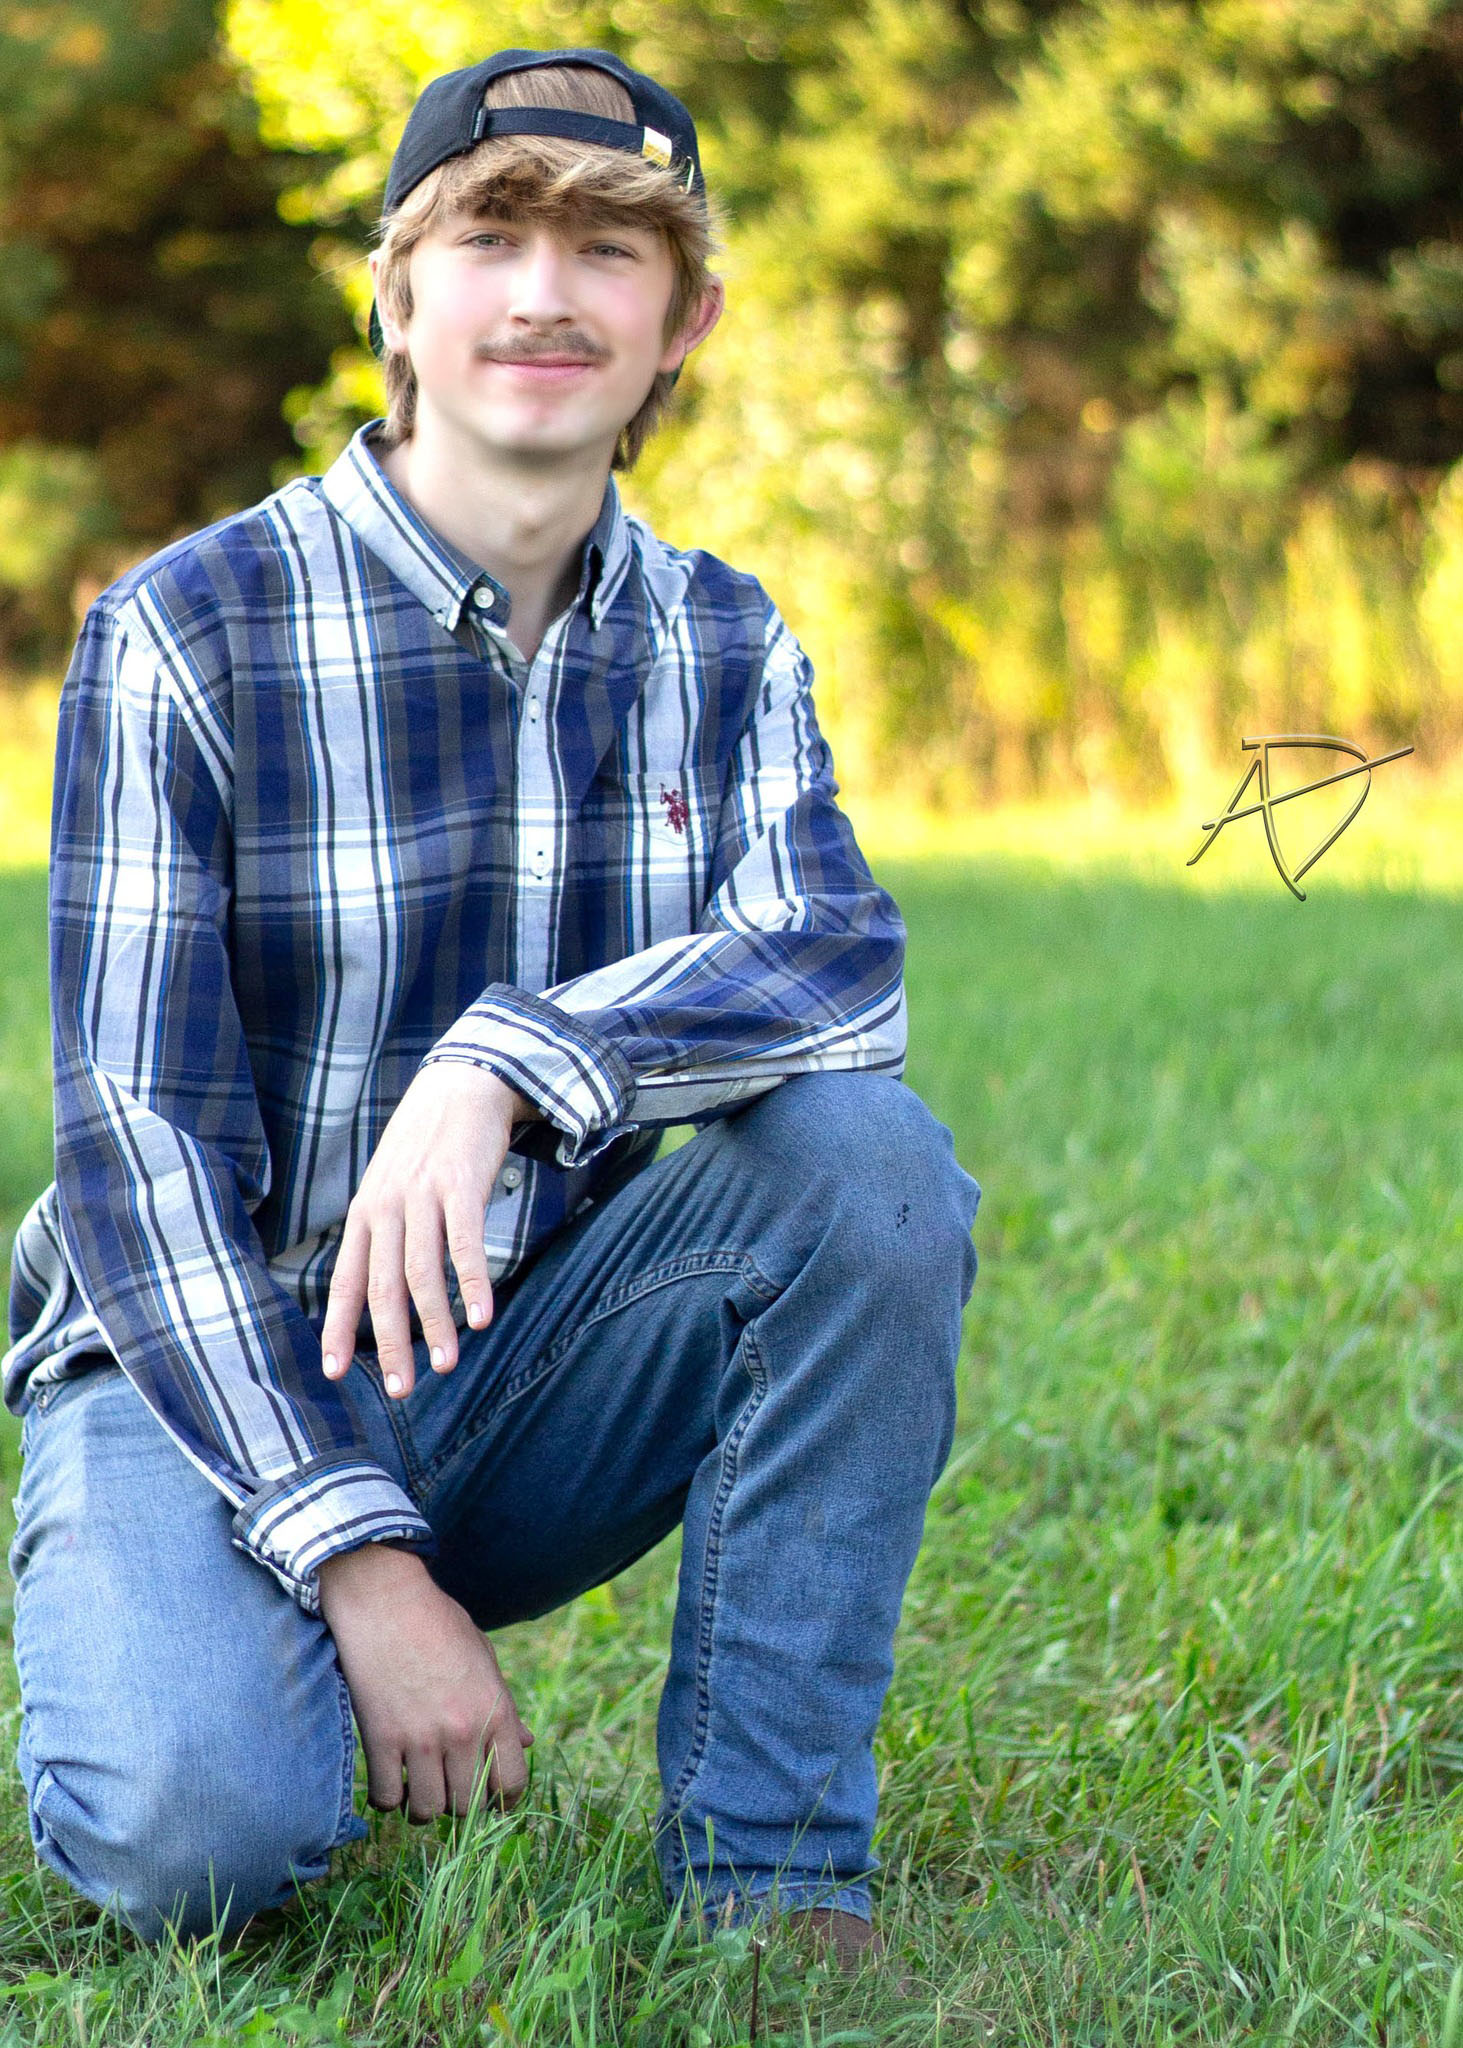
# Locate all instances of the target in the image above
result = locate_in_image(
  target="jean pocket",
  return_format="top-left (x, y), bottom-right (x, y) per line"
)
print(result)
top-left (26, 1365), bottom-right (118, 1428)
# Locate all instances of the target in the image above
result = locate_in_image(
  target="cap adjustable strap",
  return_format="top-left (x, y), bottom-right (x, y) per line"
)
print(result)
top-left (472, 106), bottom-right (696, 185)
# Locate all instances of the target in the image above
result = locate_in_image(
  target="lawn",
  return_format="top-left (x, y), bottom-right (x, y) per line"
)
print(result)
top-left (1, 848), bottom-right (1461, 2045)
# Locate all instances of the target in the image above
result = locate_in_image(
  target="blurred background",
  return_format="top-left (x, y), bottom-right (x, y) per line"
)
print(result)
top-left (2, 0), bottom-right (1463, 837)
top-left (1, 16), bottom-right (1462, 2023)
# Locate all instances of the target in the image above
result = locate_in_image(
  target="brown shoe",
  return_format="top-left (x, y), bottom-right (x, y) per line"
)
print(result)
top-left (778, 1906), bottom-right (885, 1973)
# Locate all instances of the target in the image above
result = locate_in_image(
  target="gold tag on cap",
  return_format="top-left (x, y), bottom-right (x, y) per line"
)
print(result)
top-left (640, 126), bottom-right (673, 167)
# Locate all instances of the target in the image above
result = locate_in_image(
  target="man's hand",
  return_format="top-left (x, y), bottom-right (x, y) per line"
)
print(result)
top-left (319, 1543), bottom-right (533, 1821)
top-left (321, 1063), bottom-right (532, 1398)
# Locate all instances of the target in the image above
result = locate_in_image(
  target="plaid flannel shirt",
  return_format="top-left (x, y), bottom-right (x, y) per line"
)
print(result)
top-left (3, 422), bottom-right (907, 1613)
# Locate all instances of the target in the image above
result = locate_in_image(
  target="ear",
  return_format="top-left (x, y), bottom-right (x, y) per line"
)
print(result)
top-left (658, 275), bottom-right (726, 375)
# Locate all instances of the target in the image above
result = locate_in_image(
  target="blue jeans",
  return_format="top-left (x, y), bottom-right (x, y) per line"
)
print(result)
top-left (8, 1074), bottom-right (979, 1944)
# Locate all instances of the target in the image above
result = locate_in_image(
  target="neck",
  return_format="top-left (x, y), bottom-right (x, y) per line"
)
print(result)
top-left (377, 410), bottom-right (613, 662)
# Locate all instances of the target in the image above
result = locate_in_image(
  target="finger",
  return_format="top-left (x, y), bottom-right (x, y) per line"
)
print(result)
top-left (365, 1211), bottom-right (416, 1398)
top-left (321, 1211), bottom-right (371, 1381)
top-left (444, 1737), bottom-right (492, 1820)
top-left (363, 1732), bottom-right (405, 1814)
top-left (444, 1187), bottom-right (495, 1334)
top-left (402, 1744), bottom-right (447, 1825)
top-left (484, 1720), bottom-right (530, 1809)
top-left (402, 1202), bottom-right (458, 1375)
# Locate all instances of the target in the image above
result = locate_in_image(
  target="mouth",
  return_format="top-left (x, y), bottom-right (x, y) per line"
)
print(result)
top-left (479, 348), bottom-right (606, 377)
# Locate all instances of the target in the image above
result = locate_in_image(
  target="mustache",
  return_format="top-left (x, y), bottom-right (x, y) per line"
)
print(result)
top-left (475, 332), bottom-right (611, 364)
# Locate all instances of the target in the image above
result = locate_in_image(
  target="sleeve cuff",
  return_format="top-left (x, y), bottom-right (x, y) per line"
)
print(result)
top-left (420, 983), bottom-right (637, 1168)
top-left (231, 1455), bottom-right (438, 1615)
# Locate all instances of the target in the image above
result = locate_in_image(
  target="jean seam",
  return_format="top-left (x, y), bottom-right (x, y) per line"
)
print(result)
top-left (664, 1318), bottom-right (769, 1815)
top-left (587, 1248), bottom-right (779, 1324)
top-left (331, 1665), bottom-right (360, 1849)
top-left (27, 1364), bottom-right (113, 1422)
top-left (414, 1249), bottom-right (777, 1493)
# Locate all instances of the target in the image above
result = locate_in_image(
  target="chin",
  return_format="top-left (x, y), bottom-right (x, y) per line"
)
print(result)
top-left (460, 409), bottom-right (623, 465)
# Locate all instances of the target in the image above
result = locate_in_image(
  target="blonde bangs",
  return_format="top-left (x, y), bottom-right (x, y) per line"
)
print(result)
top-left (402, 133), bottom-right (712, 247)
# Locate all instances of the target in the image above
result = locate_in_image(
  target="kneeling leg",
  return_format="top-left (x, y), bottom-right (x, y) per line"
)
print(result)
top-left (9, 1368), bottom-right (366, 1944)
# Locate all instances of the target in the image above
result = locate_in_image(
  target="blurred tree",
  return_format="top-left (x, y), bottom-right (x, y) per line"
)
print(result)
top-left (228, 0), bottom-right (1463, 797)
top-left (0, 0), bottom-right (356, 667)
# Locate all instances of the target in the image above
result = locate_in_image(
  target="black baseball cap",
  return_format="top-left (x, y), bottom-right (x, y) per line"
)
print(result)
top-left (368, 48), bottom-right (705, 357)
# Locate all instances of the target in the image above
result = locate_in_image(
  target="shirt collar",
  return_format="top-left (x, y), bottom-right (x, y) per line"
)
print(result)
top-left (320, 421), bottom-right (633, 638)
top-left (579, 475), bottom-right (633, 630)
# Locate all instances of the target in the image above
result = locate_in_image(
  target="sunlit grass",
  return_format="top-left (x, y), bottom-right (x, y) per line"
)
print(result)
top-left (1, 820), bottom-right (1462, 2040)
top-left (853, 769), bottom-right (1463, 897)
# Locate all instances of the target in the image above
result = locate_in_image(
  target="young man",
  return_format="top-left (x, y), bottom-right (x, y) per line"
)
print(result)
top-left (4, 48), bottom-right (981, 1958)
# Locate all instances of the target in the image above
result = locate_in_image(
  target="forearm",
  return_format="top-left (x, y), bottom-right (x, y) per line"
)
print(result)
top-left (422, 588), bottom-right (903, 1162)
top-left (426, 909), bottom-right (906, 1167)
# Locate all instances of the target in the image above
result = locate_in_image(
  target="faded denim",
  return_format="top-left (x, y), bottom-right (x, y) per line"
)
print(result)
top-left (9, 1074), bottom-right (980, 1943)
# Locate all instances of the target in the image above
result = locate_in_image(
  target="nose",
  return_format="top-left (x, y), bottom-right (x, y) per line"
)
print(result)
top-left (505, 232), bottom-right (576, 327)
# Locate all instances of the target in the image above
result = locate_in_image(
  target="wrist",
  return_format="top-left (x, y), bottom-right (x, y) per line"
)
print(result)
top-left (318, 1540), bottom-right (430, 1616)
top-left (423, 1059), bottom-right (535, 1127)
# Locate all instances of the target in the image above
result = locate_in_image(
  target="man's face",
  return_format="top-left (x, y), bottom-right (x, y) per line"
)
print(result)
top-left (374, 206), bottom-right (702, 465)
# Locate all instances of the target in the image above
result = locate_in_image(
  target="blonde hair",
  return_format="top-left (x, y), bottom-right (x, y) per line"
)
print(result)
top-left (372, 64), bottom-right (718, 467)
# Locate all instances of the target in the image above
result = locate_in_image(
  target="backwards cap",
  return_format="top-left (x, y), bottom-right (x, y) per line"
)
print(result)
top-left (368, 46), bottom-right (705, 357)
top-left (384, 47), bottom-right (705, 215)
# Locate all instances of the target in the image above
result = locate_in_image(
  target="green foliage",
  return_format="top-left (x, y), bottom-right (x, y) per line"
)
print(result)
top-left (0, 444), bottom-right (112, 648)
top-left (222, 0), bottom-right (1463, 800)
top-left (0, 867), bottom-right (49, 1270)
top-left (0, 0), bottom-right (356, 667)
top-left (5, 0), bottom-right (1463, 772)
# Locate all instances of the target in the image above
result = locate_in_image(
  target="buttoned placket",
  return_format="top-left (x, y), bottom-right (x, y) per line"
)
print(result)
top-left (505, 617), bottom-right (566, 991)
top-left (468, 581), bottom-right (575, 1209)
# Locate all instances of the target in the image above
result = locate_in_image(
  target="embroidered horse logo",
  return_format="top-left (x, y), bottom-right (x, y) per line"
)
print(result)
top-left (659, 785), bottom-right (690, 836)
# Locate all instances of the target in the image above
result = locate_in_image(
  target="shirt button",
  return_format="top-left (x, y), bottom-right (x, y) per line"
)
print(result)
top-left (527, 695), bottom-right (541, 722)
top-left (500, 1165), bottom-right (523, 1192)
top-left (472, 587), bottom-right (494, 611)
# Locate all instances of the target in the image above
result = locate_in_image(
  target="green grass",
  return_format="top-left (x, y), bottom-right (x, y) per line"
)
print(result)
top-left (2, 857), bottom-right (1462, 2043)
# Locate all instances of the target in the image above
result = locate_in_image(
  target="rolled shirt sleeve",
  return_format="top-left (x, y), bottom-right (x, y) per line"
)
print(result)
top-left (422, 597), bottom-right (907, 1167)
top-left (47, 601), bottom-right (434, 1614)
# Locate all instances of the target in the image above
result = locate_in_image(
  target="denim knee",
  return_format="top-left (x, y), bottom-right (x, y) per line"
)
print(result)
top-left (735, 1072), bottom-right (981, 1299)
top-left (720, 1074), bottom-right (978, 1480)
top-left (24, 1725), bottom-right (353, 1943)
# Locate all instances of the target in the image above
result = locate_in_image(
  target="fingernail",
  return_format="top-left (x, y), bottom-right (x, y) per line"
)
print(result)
top-left (431, 1346), bottom-right (445, 1369)
top-left (468, 1301), bottom-right (486, 1327)
top-left (385, 1373), bottom-right (403, 1396)
top-left (323, 1353), bottom-right (339, 1378)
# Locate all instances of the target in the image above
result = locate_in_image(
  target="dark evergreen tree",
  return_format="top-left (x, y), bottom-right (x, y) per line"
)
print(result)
top-left (0, 0), bottom-right (355, 664)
